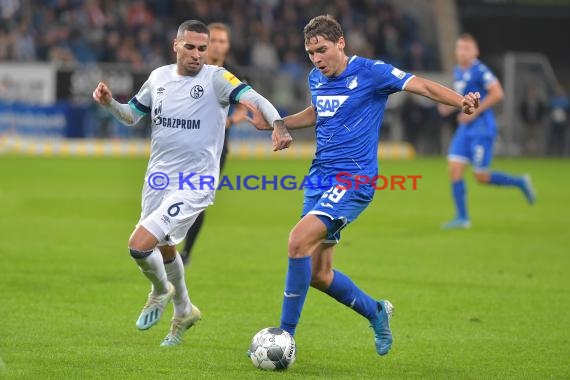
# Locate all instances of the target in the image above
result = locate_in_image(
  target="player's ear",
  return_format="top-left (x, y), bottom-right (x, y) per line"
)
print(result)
top-left (337, 36), bottom-right (345, 51)
top-left (173, 38), bottom-right (178, 53)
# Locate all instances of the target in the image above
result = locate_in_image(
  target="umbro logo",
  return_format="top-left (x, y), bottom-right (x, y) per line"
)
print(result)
top-left (156, 87), bottom-right (166, 95)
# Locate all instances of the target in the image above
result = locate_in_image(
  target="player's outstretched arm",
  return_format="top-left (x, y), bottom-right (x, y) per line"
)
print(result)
top-left (284, 106), bottom-right (316, 129)
top-left (238, 90), bottom-right (293, 151)
top-left (242, 103), bottom-right (316, 131)
top-left (404, 76), bottom-right (480, 115)
top-left (92, 82), bottom-right (142, 126)
top-left (213, 68), bottom-right (292, 151)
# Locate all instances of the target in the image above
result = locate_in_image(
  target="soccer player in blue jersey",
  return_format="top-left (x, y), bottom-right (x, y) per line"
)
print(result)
top-left (245, 15), bottom-right (480, 357)
top-left (439, 34), bottom-right (535, 229)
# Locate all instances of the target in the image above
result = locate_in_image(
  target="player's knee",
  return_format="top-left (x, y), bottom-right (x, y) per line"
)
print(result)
top-left (128, 226), bottom-right (158, 252)
top-left (288, 227), bottom-right (316, 258)
top-left (474, 171), bottom-right (490, 183)
top-left (127, 235), bottom-right (144, 252)
top-left (448, 161), bottom-right (465, 181)
top-left (287, 230), bottom-right (305, 258)
top-left (448, 170), bottom-right (460, 181)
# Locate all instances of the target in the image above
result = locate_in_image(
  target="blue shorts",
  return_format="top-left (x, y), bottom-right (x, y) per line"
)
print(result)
top-left (448, 122), bottom-right (495, 172)
top-left (301, 184), bottom-right (374, 244)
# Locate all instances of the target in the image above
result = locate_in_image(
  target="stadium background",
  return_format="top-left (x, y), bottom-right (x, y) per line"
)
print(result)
top-left (1, 1), bottom-right (569, 379)
top-left (1, 0), bottom-right (569, 156)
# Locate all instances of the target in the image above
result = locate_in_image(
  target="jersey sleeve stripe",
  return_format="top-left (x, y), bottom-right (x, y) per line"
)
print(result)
top-left (401, 75), bottom-right (415, 90)
top-left (129, 97), bottom-right (151, 115)
top-left (229, 84), bottom-right (252, 104)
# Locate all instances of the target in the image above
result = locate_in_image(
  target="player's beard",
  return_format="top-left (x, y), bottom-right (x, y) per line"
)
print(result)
top-left (180, 60), bottom-right (202, 76)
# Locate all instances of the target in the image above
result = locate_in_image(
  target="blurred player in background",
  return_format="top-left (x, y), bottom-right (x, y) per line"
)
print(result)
top-left (246, 15), bottom-right (479, 357)
top-left (547, 83), bottom-right (570, 156)
top-left (180, 22), bottom-right (248, 266)
top-left (439, 34), bottom-right (535, 229)
top-left (93, 20), bottom-right (291, 346)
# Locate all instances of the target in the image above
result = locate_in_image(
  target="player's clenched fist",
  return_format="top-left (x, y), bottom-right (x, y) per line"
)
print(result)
top-left (92, 82), bottom-right (113, 105)
top-left (461, 91), bottom-right (480, 115)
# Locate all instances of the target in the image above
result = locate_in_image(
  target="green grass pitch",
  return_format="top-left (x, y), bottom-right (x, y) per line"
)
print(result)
top-left (0, 156), bottom-right (569, 379)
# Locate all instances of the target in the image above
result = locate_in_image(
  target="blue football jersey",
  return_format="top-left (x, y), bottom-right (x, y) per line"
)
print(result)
top-left (453, 59), bottom-right (498, 134)
top-left (308, 56), bottom-right (413, 183)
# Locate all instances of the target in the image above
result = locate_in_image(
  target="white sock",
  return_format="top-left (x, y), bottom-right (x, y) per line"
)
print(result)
top-left (134, 248), bottom-right (169, 295)
top-left (164, 253), bottom-right (191, 317)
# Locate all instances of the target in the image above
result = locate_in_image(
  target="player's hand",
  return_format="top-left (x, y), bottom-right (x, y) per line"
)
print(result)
top-left (229, 104), bottom-right (249, 125)
top-left (92, 82), bottom-right (113, 106)
top-left (461, 91), bottom-right (480, 115)
top-left (272, 121), bottom-right (293, 151)
top-left (241, 101), bottom-right (272, 130)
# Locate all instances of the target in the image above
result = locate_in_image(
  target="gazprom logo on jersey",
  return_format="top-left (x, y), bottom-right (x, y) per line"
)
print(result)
top-left (316, 96), bottom-right (349, 117)
top-left (154, 116), bottom-right (201, 130)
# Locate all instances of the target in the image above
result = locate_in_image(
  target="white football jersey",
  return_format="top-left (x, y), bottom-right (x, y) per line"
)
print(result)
top-left (129, 64), bottom-right (249, 194)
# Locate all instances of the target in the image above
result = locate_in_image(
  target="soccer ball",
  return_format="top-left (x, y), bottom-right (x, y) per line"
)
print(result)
top-left (248, 327), bottom-right (296, 370)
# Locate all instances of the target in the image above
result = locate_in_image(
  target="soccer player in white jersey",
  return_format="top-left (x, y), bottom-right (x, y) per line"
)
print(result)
top-left (180, 22), bottom-right (248, 266)
top-left (92, 20), bottom-right (292, 346)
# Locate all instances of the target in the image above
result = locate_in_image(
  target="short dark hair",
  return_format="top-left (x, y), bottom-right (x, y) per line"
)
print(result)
top-left (458, 33), bottom-right (478, 47)
top-left (303, 15), bottom-right (343, 44)
top-left (177, 20), bottom-right (210, 38)
top-left (208, 22), bottom-right (230, 38)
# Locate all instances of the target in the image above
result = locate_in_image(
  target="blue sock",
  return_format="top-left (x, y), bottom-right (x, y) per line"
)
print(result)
top-left (324, 270), bottom-right (378, 320)
top-left (489, 171), bottom-right (524, 188)
top-left (280, 256), bottom-right (311, 336)
top-left (452, 179), bottom-right (468, 220)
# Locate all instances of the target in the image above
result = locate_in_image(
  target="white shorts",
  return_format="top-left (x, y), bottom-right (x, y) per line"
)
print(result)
top-left (138, 183), bottom-right (214, 246)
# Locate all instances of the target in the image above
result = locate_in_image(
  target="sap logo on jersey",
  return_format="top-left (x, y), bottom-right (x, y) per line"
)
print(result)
top-left (316, 96), bottom-right (349, 117)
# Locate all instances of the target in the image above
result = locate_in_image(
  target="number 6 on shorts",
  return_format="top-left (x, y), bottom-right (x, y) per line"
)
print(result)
top-left (167, 202), bottom-right (184, 217)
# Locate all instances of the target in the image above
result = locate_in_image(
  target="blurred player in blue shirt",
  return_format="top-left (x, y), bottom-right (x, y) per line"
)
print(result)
top-left (439, 34), bottom-right (535, 229)
top-left (246, 15), bottom-right (480, 358)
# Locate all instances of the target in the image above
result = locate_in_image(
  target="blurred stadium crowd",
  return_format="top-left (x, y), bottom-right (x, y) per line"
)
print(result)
top-left (0, 0), bottom-right (568, 156)
top-left (0, 0), bottom-right (437, 75)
